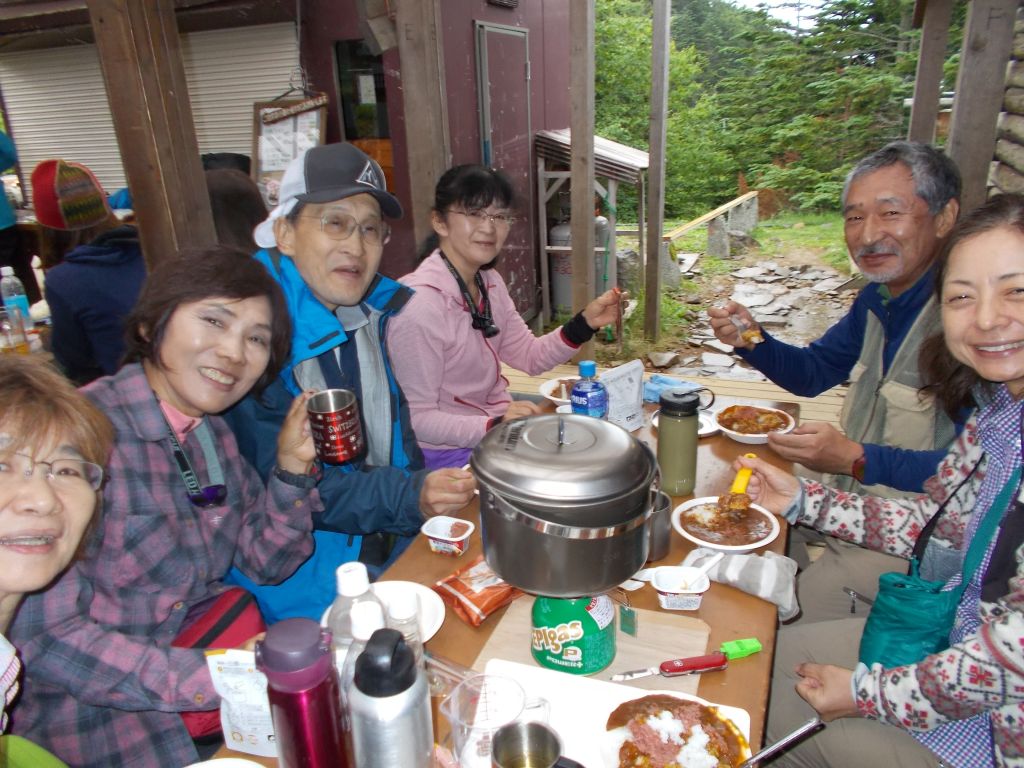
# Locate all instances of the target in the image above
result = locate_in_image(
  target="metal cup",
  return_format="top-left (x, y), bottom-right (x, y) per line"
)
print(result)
top-left (307, 389), bottom-right (364, 464)
top-left (647, 490), bottom-right (672, 562)
top-left (490, 721), bottom-right (562, 768)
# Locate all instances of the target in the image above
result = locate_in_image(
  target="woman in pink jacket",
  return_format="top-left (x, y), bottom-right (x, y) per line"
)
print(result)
top-left (387, 165), bottom-right (620, 469)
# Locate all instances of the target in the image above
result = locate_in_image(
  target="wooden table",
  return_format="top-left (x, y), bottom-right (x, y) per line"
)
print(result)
top-left (216, 396), bottom-right (797, 763)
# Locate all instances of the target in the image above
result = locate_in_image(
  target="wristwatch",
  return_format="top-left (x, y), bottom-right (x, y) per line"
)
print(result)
top-left (273, 463), bottom-right (321, 489)
top-left (851, 453), bottom-right (867, 483)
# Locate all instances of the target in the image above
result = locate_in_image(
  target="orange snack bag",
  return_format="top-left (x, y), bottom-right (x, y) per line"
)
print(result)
top-left (432, 555), bottom-right (525, 627)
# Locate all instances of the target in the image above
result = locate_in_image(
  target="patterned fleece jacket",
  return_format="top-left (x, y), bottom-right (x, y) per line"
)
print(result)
top-left (793, 409), bottom-right (1024, 766)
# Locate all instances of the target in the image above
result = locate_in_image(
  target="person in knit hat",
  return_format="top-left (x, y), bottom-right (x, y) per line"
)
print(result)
top-left (33, 159), bottom-right (144, 384)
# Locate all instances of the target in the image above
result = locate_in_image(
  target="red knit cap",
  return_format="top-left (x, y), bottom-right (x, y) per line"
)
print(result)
top-left (31, 159), bottom-right (112, 231)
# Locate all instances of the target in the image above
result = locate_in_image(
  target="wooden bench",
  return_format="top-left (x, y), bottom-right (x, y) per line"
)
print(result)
top-left (502, 362), bottom-right (846, 429)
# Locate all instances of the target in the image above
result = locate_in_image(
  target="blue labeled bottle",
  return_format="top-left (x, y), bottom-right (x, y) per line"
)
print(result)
top-left (570, 360), bottom-right (608, 419)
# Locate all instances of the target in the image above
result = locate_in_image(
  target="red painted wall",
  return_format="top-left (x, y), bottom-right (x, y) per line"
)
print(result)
top-left (298, 0), bottom-right (570, 287)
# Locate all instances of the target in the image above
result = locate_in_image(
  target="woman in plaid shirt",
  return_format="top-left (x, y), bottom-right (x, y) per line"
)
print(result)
top-left (1, 357), bottom-right (113, 738)
top-left (8, 247), bottom-right (322, 767)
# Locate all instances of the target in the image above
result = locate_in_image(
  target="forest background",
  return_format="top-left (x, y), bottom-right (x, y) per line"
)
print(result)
top-left (596, 0), bottom-right (966, 219)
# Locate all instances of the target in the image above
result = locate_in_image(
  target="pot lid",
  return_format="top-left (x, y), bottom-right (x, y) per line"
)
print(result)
top-left (471, 414), bottom-right (656, 517)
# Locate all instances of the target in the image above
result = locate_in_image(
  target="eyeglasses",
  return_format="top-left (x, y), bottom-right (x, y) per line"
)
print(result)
top-left (189, 484), bottom-right (227, 509)
top-left (447, 209), bottom-right (518, 228)
top-left (0, 452), bottom-right (104, 492)
top-left (299, 212), bottom-right (391, 245)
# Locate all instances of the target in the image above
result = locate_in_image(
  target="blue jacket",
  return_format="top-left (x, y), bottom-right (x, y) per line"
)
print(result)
top-left (223, 249), bottom-right (427, 623)
top-left (43, 226), bottom-right (145, 384)
top-left (0, 131), bottom-right (15, 231)
top-left (738, 268), bottom-right (961, 492)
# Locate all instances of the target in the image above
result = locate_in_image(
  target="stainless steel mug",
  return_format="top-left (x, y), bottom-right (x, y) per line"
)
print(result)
top-left (307, 388), bottom-right (364, 464)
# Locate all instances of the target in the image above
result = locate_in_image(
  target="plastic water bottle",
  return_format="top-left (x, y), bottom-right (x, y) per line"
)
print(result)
top-left (327, 562), bottom-right (384, 672)
top-left (339, 601), bottom-right (386, 703)
top-left (386, 590), bottom-right (423, 667)
top-left (0, 266), bottom-right (33, 331)
top-left (570, 360), bottom-right (608, 419)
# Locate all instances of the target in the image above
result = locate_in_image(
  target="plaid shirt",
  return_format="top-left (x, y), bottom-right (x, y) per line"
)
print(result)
top-left (8, 364), bottom-right (318, 767)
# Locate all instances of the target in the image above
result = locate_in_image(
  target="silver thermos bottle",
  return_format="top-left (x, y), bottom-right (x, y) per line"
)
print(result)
top-left (348, 628), bottom-right (433, 768)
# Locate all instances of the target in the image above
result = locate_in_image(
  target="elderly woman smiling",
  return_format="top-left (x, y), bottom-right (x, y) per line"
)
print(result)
top-left (0, 357), bottom-right (112, 734)
top-left (9, 246), bottom-right (321, 768)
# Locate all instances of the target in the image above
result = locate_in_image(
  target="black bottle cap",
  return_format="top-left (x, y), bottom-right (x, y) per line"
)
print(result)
top-left (659, 390), bottom-right (700, 417)
top-left (353, 628), bottom-right (416, 697)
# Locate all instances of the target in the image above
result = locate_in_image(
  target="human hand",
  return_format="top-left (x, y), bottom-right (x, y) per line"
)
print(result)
top-left (420, 468), bottom-right (476, 518)
top-left (276, 390), bottom-right (316, 475)
top-left (735, 454), bottom-right (800, 514)
top-left (767, 422), bottom-right (863, 476)
top-left (707, 301), bottom-right (758, 349)
top-left (582, 288), bottom-right (624, 329)
top-left (795, 663), bottom-right (860, 721)
top-left (502, 400), bottom-right (543, 422)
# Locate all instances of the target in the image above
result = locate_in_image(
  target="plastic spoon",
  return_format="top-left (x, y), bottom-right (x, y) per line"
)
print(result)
top-left (680, 551), bottom-right (725, 590)
top-left (718, 452), bottom-right (758, 514)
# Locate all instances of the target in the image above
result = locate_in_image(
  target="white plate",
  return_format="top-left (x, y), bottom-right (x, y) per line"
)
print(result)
top-left (320, 580), bottom-right (446, 642)
top-left (539, 375), bottom-right (580, 405)
top-left (184, 760), bottom-right (266, 768)
top-left (713, 405), bottom-right (795, 445)
top-left (672, 496), bottom-right (780, 552)
top-left (651, 410), bottom-right (718, 437)
top-left (484, 659), bottom-right (750, 767)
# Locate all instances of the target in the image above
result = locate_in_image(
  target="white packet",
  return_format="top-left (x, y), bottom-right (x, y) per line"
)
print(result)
top-left (205, 648), bottom-right (277, 758)
top-left (599, 359), bottom-right (645, 431)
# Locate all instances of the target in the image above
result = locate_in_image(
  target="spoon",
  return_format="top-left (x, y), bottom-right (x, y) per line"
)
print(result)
top-left (681, 551), bottom-right (725, 590)
top-left (717, 452), bottom-right (758, 515)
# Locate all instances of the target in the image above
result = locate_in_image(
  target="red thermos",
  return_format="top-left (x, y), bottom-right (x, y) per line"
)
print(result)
top-left (255, 618), bottom-right (348, 768)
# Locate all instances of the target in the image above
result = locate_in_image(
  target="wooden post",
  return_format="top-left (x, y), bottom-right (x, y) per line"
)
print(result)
top-left (908, 0), bottom-right (954, 143)
top-left (395, 0), bottom-right (450, 248)
top-left (87, 0), bottom-right (216, 270)
top-left (947, 0), bottom-right (1018, 213)
top-left (569, 0), bottom-right (595, 360)
top-left (645, 0), bottom-right (670, 341)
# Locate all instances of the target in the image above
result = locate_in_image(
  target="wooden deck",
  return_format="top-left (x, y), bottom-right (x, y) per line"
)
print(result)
top-left (503, 363), bottom-right (847, 428)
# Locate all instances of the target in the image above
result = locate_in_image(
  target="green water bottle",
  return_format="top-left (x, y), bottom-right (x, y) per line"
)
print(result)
top-left (530, 595), bottom-right (616, 675)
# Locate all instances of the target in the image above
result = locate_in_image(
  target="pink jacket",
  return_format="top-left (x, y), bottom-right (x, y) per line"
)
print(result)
top-left (387, 251), bottom-right (577, 451)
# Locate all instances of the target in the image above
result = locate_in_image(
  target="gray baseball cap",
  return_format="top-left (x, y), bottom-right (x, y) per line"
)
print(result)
top-left (254, 142), bottom-right (403, 248)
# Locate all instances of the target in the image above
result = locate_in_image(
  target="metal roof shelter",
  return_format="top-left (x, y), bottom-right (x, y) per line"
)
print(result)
top-left (534, 128), bottom-right (649, 323)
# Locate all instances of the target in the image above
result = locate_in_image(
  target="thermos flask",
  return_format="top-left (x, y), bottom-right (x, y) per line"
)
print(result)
top-left (657, 390), bottom-right (700, 495)
top-left (255, 617), bottom-right (348, 768)
top-left (349, 628), bottom-right (433, 768)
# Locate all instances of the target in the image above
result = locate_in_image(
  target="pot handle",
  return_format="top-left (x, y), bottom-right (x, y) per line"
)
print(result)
top-left (487, 490), bottom-right (649, 540)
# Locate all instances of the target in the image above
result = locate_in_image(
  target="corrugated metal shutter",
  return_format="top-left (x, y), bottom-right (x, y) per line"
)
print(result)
top-left (0, 22), bottom-right (299, 202)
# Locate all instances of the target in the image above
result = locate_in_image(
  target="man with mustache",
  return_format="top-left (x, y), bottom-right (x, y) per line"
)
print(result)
top-left (222, 143), bottom-right (475, 623)
top-left (709, 142), bottom-right (961, 619)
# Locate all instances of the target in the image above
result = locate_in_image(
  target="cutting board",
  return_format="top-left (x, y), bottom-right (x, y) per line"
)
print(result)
top-left (472, 597), bottom-right (710, 695)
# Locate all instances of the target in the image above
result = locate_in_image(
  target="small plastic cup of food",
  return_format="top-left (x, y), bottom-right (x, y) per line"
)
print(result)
top-left (421, 516), bottom-right (475, 557)
top-left (651, 566), bottom-right (711, 611)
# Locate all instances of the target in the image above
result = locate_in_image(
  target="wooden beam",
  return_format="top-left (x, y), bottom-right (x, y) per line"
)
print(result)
top-left (569, 0), bottom-right (595, 360)
top-left (946, 0), bottom-right (1018, 213)
top-left (907, 0), bottom-right (953, 143)
top-left (645, 0), bottom-right (670, 341)
top-left (394, 0), bottom-right (450, 248)
top-left (87, 0), bottom-right (217, 270)
top-left (663, 191), bottom-right (759, 242)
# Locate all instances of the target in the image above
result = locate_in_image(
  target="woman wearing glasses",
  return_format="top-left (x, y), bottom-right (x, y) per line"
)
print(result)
top-left (0, 357), bottom-right (111, 744)
top-left (388, 165), bottom-right (621, 469)
top-left (8, 247), bottom-right (320, 768)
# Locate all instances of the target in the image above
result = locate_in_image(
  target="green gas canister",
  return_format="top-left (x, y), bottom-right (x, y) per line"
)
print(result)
top-left (530, 594), bottom-right (616, 675)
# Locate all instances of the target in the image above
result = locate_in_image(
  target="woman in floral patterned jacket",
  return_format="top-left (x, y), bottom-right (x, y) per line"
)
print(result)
top-left (744, 194), bottom-right (1024, 768)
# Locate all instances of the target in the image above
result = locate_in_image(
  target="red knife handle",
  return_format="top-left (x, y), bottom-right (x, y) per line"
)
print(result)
top-left (659, 652), bottom-right (728, 676)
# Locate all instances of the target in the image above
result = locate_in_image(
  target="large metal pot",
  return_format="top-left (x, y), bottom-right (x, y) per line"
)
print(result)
top-left (471, 414), bottom-right (658, 597)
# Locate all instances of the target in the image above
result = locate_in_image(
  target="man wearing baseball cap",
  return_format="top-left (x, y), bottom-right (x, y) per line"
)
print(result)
top-left (224, 142), bottom-right (475, 622)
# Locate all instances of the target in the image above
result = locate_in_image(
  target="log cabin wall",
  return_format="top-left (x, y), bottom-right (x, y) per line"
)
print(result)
top-left (990, 6), bottom-right (1024, 195)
